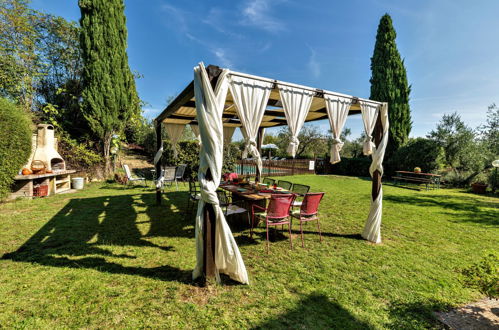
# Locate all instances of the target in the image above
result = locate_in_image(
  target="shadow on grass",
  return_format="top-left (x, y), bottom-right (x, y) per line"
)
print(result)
top-left (387, 299), bottom-right (453, 329)
top-left (2, 191), bottom-right (195, 283)
top-left (253, 293), bottom-right (373, 329)
top-left (384, 194), bottom-right (499, 227)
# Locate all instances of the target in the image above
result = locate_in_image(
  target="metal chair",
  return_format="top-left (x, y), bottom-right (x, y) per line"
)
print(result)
top-left (262, 178), bottom-right (275, 186)
top-left (185, 180), bottom-right (201, 220)
top-left (123, 164), bottom-right (146, 186)
top-left (277, 180), bottom-right (292, 190)
top-left (216, 190), bottom-right (250, 224)
top-left (159, 166), bottom-right (177, 190)
top-left (291, 183), bottom-right (310, 207)
top-left (291, 192), bottom-right (325, 247)
top-left (251, 193), bottom-right (296, 253)
top-left (175, 164), bottom-right (187, 189)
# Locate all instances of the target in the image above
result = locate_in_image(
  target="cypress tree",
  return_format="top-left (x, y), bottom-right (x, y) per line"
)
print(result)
top-left (370, 14), bottom-right (411, 158)
top-left (79, 0), bottom-right (139, 176)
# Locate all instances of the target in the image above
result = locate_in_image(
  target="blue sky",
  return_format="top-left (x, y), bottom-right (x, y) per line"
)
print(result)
top-left (31, 0), bottom-right (499, 140)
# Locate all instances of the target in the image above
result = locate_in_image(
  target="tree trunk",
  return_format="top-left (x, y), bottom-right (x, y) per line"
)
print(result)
top-left (103, 133), bottom-right (112, 178)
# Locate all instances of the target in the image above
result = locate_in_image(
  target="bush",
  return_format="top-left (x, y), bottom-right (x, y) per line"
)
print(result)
top-left (386, 138), bottom-right (443, 176)
top-left (0, 99), bottom-right (33, 199)
top-left (320, 157), bottom-right (372, 177)
top-left (459, 251), bottom-right (499, 299)
top-left (57, 133), bottom-right (102, 171)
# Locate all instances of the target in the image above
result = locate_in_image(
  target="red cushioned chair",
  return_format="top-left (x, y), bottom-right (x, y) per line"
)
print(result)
top-left (251, 194), bottom-right (296, 253)
top-left (291, 192), bottom-right (325, 247)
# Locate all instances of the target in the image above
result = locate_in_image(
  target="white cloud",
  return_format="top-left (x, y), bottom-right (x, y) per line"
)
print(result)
top-left (241, 0), bottom-right (285, 33)
top-left (212, 48), bottom-right (233, 68)
top-left (307, 47), bottom-right (320, 78)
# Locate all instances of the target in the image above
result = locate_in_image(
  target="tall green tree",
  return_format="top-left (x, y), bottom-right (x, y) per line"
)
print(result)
top-left (370, 14), bottom-right (412, 158)
top-left (79, 0), bottom-right (139, 176)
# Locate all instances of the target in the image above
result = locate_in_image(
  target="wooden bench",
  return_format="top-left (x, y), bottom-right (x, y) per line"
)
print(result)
top-left (392, 175), bottom-right (433, 190)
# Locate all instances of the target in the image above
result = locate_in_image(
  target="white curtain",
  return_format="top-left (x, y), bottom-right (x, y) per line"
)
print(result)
top-left (278, 85), bottom-right (314, 157)
top-left (191, 124), bottom-right (201, 143)
top-left (223, 126), bottom-right (236, 146)
top-left (192, 63), bottom-right (249, 284)
top-left (228, 75), bottom-right (273, 176)
top-left (360, 101), bottom-right (378, 156)
top-left (324, 94), bottom-right (351, 164)
top-left (362, 102), bottom-right (389, 244)
top-left (164, 123), bottom-right (185, 158)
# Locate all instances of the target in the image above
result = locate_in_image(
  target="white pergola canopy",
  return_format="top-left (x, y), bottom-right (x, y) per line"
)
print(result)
top-left (154, 63), bottom-right (389, 285)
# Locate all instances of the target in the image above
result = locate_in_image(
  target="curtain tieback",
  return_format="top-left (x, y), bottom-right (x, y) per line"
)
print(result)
top-left (243, 138), bottom-right (258, 159)
top-left (363, 135), bottom-right (376, 155)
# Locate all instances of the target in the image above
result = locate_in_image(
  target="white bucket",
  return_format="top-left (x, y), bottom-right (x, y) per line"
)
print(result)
top-left (72, 177), bottom-right (84, 190)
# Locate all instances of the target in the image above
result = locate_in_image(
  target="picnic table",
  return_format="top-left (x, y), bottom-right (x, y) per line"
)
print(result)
top-left (393, 171), bottom-right (441, 190)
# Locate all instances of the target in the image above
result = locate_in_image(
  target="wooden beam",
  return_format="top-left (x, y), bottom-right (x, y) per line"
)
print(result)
top-left (155, 121), bottom-right (162, 205)
top-left (156, 81), bottom-right (194, 123)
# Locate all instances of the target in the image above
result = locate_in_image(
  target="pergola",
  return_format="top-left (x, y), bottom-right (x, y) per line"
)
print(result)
top-left (154, 64), bottom-right (388, 284)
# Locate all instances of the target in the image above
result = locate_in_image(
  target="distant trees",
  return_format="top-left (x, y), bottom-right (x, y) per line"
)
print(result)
top-left (370, 14), bottom-right (412, 158)
top-left (79, 0), bottom-right (140, 176)
top-left (273, 126), bottom-right (328, 158)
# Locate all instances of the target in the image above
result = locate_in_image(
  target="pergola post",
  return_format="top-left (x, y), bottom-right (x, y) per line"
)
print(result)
top-left (255, 127), bottom-right (264, 182)
top-left (371, 111), bottom-right (384, 200)
top-left (155, 120), bottom-right (162, 205)
top-left (201, 65), bottom-right (223, 284)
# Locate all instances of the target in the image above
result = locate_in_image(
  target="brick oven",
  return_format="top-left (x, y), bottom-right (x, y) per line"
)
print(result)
top-left (28, 124), bottom-right (66, 172)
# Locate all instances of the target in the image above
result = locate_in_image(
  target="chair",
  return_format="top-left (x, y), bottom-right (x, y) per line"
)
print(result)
top-left (251, 194), bottom-right (296, 253)
top-left (277, 180), bottom-right (292, 190)
top-left (291, 192), bottom-right (325, 247)
top-left (174, 164), bottom-right (187, 190)
top-left (185, 180), bottom-right (201, 219)
top-left (291, 183), bottom-right (310, 207)
top-left (123, 164), bottom-right (146, 186)
top-left (262, 178), bottom-right (275, 186)
top-left (159, 166), bottom-right (177, 190)
top-left (216, 190), bottom-right (250, 223)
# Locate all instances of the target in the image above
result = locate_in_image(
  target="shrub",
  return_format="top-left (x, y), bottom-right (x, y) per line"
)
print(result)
top-left (386, 138), bottom-right (443, 176)
top-left (0, 99), bottom-right (33, 199)
top-left (57, 133), bottom-right (102, 171)
top-left (320, 157), bottom-right (372, 177)
top-left (459, 251), bottom-right (499, 299)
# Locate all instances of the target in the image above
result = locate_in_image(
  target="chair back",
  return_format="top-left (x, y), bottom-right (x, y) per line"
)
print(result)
top-left (267, 194), bottom-right (295, 219)
top-left (163, 166), bottom-right (176, 180)
top-left (175, 164), bottom-right (187, 179)
top-left (277, 180), bottom-right (292, 190)
top-left (291, 183), bottom-right (310, 195)
top-left (300, 193), bottom-right (325, 216)
top-left (189, 180), bottom-right (200, 194)
top-left (216, 190), bottom-right (229, 206)
top-left (263, 178), bottom-right (275, 186)
top-left (123, 164), bottom-right (132, 179)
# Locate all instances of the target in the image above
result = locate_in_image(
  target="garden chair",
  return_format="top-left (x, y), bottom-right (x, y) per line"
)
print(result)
top-left (123, 164), bottom-right (147, 186)
top-left (291, 183), bottom-right (310, 207)
top-left (185, 180), bottom-right (201, 220)
top-left (262, 178), bottom-right (275, 187)
top-left (277, 180), bottom-right (292, 190)
top-left (174, 164), bottom-right (187, 190)
top-left (216, 190), bottom-right (250, 224)
top-left (159, 166), bottom-right (177, 190)
top-left (291, 192), bottom-right (325, 247)
top-left (251, 194), bottom-right (296, 253)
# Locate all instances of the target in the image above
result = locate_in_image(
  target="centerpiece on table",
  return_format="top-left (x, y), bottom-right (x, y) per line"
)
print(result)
top-left (413, 167), bottom-right (421, 173)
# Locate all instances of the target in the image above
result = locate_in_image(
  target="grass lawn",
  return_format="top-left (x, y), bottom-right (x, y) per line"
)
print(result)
top-left (0, 175), bottom-right (497, 328)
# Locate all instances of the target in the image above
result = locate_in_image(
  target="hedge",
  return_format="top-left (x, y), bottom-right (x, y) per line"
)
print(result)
top-left (0, 99), bottom-right (33, 199)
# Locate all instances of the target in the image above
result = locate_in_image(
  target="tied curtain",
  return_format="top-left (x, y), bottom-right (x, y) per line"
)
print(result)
top-left (278, 85), bottom-right (314, 158)
top-left (223, 126), bottom-right (236, 146)
top-left (360, 102), bottom-right (378, 156)
top-left (324, 94), bottom-right (352, 164)
top-left (192, 63), bottom-right (249, 284)
top-left (228, 75), bottom-right (273, 176)
top-left (165, 123), bottom-right (185, 158)
top-left (361, 102), bottom-right (389, 244)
